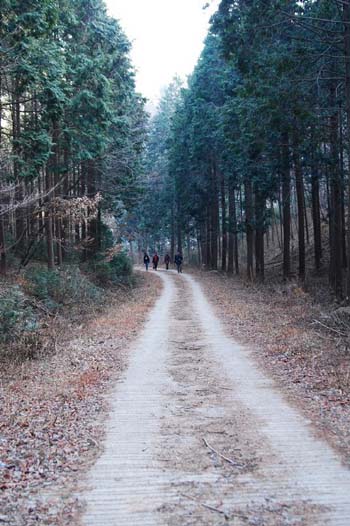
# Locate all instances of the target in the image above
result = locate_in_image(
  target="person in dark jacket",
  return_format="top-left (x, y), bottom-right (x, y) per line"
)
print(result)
top-left (164, 253), bottom-right (171, 270)
top-left (174, 252), bottom-right (183, 273)
top-left (152, 252), bottom-right (160, 270)
top-left (143, 252), bottom-right (150, 271)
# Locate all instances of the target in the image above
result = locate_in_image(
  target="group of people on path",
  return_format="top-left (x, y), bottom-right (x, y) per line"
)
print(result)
top-left (143, 251), bottom-right (183, 273)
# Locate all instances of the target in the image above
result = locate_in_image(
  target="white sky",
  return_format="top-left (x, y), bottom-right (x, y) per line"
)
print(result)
top-left (105, 0), bottom-right (220, 104)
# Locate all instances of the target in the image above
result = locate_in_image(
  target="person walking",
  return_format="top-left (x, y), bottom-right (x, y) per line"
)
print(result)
top-left (152, 252), bottom-right (160, 270)
top-left (143, 252), bottom-right (150, 271)
top-left (174, 252), bottom-right (183, 273)
top-left (164, 253), bottom-right (171, 270)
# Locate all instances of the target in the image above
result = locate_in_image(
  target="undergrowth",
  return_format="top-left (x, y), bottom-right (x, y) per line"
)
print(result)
top-left (86, 250), bottom-right (134, 287)
top-left (24, 266), bottom-right (103, 310)
top-left (0, 250), bottom-right (134, 360)
top-left (0, 286), bottom-right (37, 344)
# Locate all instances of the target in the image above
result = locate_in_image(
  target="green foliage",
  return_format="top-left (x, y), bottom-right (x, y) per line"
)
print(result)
top-left (25, 266), bottom-right (103, 309)
top-left (98, 222), bottom-right (115, 252)
top-left (0, 286), bottom-right (37, 344)
top-left (0, 0), bottom-right (147, 273)
top-left (136, 78), bottom-right (183, 247)
top-left (109, 252), bottom-right (133, 280)
top-left (89, 251), bottom-right (133, 286)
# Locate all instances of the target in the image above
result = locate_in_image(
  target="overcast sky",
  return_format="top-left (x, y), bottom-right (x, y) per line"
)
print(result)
top-left (105, 0), bottom-right (220, 104)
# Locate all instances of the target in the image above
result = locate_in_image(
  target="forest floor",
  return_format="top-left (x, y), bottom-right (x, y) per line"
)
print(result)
top-left (195, 270), bottom-right (350, 467)
top-left (79, 269), bottom-right (350, 526)
top-left (0, 271), bottom-right (162, 526)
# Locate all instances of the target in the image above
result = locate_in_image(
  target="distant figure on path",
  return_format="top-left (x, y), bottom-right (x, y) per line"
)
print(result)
top-left (144, 252), bottom-right (150, 271)
top-left (164, 253), bottom-right (171, 270)
top-left (152, 252), bottom-right (160, 270)
top-left (174, 252), bottom-right (183, 273)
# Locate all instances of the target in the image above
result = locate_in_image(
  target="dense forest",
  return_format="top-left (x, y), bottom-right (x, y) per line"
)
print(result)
top-left (138, 0), bottom-right (350, 300)
top-left (0, 0), bottom-right (145, 274)
top-left (2, 0), bottom-right (350, 301)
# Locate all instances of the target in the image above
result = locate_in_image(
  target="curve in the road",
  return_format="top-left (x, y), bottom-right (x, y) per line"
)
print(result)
top-left (81, 270), bottom-right (350, 526)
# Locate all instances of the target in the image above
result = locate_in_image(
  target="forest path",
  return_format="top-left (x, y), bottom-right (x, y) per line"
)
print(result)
top-left (81, 271), bottom-right (350, 526)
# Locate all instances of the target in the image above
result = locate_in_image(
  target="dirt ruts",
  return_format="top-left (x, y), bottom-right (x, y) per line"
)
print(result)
top-left (80, 271), bottom-right (350, 525)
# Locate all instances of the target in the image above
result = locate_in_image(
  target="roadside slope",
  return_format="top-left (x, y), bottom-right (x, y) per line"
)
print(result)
top-left (195, 271), bottom-right (350, 466)
top-left (0, 272), bottom-right (161, 526)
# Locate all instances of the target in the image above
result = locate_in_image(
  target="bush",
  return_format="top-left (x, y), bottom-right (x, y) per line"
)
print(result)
top-left (109, 251), bottom-right (133, 279)
top-left (0, 286), bottom-right (37, 344)
top-left (89, 250), bottom-right (133, 286)
top-left (25, 266), bottom-right (103, 310)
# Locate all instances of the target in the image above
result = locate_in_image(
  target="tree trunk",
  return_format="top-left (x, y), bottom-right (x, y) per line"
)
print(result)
top-left (210, 163), bottom-right (219, 270)
top-left (311, 164), bottom-right (322, 271)
top-left (0, 76), bottom-right (6, 274)
top-left (197, 229), bottom-right (202, 267)
top-left (345, 0), bottom-right (350, 298)
top-left (220, 170), bottom-right (227, 271)
top-left (338, 100), bottom-right (347, 268)
top-left (177, 218), bottom-right (182, 255)
top-left (293, 145), bottom-right (305, 281)
top-left (12, 79), bottom-right (25, 252)
top-left (200, 222), bottom-right (206, 267)
top-left (171, 200), bottom-right (175, 262)
top-left (245, 177), bottom-right (254, 280)
top-left (46, 213), bottom-right (55, 270)
top-left (206, 208), bottom-right (211, 268)
top-left (282, 131), bottom-right (291, 280)
top-left (329, 89), bottom-right (343, 298)
top-left (0, 212), bottom-right (6, 275)
top-left (228, 185), bottom-right (235, 274)
top-left (45, 168), bottom-right (54, 270)
top-left (255, 186), bottom-right (265, 281)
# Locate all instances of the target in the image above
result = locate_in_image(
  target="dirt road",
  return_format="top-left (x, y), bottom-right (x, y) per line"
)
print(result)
top-left (81, 271), bottom-right (350, 525)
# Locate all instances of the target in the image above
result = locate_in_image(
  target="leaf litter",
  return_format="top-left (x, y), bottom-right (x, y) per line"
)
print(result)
top-left (0, 272), bottom-right (162, 526)
top-left (196, 271), bottom-right (350, 467)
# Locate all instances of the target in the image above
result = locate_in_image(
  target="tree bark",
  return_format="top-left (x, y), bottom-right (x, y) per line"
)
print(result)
top-left (329, 87), bottom-right (343, 298)
top-left (281, 131), bottom-right (291, 280)
top-left (177, 217), bottom-right (182, 255)
top-left (45, 168), bottom-right (54, 270)
top-left (210, 162), bottom-right (219, 270)
top-left (12, 78), bottom-right (25, 252)
top-left (228, 185), bottom-right (235, 274)
top-left (220, 170), bottom-right (227, 271)
top-left (293, 145), bottom-right (305, 281)
top-left (311, 163), bottom-right (322, 271)
top-left (0, 75), bottom-right (6, 274)
top-left (0, 212), bottom-right (6, 275)
top-left (171, 199), bottom-right (175, 262)
top-left (254, 186), bottom-right (265, 281)
top-left (245, 176), bottom-right (254, 280)
top-left (206, 208), bottom-right (211, 268)
top-left (344, 0), bottom-right (350, 298)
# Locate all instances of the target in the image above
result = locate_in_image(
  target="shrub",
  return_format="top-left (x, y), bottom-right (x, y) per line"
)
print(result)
top-left (0, 286), bottom-right (37, 344)
top-left (25, 266), bottom-right (103, 310)
top-left (109, 251), bottom-right (133, 280)
top-left (89, 250), bottom-right (133, 287)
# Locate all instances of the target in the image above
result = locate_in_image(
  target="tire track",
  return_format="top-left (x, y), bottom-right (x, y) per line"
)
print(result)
top-left (81, 271), bottom-right (350, 525)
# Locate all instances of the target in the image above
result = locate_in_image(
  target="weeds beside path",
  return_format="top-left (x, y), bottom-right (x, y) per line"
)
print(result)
top-left (0, 271), bottom-right (162, 526)
top-left (195, 271), bottom-right (350, 466)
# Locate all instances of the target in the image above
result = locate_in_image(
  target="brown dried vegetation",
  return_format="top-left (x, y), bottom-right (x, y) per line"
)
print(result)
top-left (0, 272), bottom-right (162, 526)
top-left (196, 271), bottom-right (350, 466)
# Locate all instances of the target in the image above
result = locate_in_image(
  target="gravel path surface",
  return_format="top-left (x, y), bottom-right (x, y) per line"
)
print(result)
top-left (81, 271), bottom-right (350, 525)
